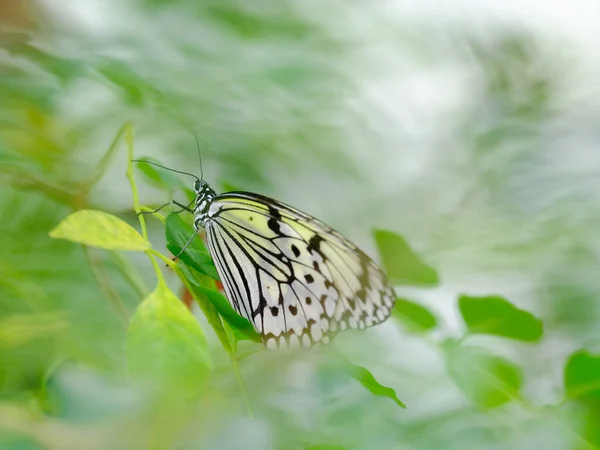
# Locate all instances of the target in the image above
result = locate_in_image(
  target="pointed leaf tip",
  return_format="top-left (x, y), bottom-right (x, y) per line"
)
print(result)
top-left (392, 298), bottom-right (437, 332)
top-left (373, 229), bottom-right (439, 287)
top-left (347, 363), bottom-right (406, 409)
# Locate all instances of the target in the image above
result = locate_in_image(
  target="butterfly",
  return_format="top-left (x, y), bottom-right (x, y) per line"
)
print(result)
top-left (137, 160), bottom-right (396, 349)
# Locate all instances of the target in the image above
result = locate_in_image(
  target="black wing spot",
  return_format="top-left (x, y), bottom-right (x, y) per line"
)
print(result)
top-left (267, 206), bottom-right (282, 234)
top-left (289, 305), bottom-right (298, 315)
top-left (307, 234), bottom-right (326, 260)
top-left (270, 306), bottom-right (279, 317)
top-left (267, 217), bottom-right (280, 233)
top-left (305, 296), bottom-right (312, 305)
top-left (313, 261), bottom-right (320, 270)
top-left (249, 216), bottom-right (254, 221)
top-left (291, 244), bottom-right (301, 257)
top-left (307, 234), bottom-right (323, 252)
top-left (320, 294), bottom-right (327, 302)
top-left (305, 274), bottom-right (314, 284)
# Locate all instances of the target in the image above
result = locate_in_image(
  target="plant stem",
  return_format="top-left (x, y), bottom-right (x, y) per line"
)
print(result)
top-left (124, 123), bottom-right (166, 289)
top-left (85, 121), bottom-right (132, 191)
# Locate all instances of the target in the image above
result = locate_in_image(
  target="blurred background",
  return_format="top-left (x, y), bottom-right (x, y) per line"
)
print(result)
top-left (2, 0), bottom-right (600, 449)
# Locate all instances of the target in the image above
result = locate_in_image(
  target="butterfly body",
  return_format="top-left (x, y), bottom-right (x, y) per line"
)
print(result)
top-left (190, 180), bottom-right (396, 349)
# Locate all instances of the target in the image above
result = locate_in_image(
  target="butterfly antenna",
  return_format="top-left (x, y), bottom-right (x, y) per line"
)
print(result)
top-left (131, 159), bottom-right (200, 181)
top-left (194, 134), bottom-right (204, 180)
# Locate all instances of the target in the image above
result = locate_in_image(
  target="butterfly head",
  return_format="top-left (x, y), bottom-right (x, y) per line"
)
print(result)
top-left (193, 179), bottom-right (217, 228)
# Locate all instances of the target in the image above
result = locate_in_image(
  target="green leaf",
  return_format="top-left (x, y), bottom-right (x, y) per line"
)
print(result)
top-left (181, 265), bottom-right (261, 352)
top-left (178, 266), bottom-right (235, 355)
top-left (167, 214), bottom-right (260, 345)
top-left (345, 362), bottom-right (406, 409)
top-left (392, 298), bottom-right (437, 332)
top-left (126, 283), bottom-right (211, 394)
top-left (458, 294), bottom-right (543, 342)
top-left (373, 229), bottom-right (439, 286)
top-left (49, 210), bottom-right (150, 251)
top-left (185, 271), bottom-right (261, 344)
top-left (564, 350), bottom-right (600, 400)
top-left (165, 214), bottom-right (219, 280)
top-left (446, 346), bottom-right (522, 408)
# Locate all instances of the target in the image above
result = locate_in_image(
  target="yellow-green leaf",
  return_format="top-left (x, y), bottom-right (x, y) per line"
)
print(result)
top-left (127, 284), bottom-right (211, 394)
top-left (49, 210), bottom-right (149, 251)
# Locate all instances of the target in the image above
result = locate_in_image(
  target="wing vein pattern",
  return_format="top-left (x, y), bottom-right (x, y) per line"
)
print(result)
top-left (204, 192), bottom-right (395, 349)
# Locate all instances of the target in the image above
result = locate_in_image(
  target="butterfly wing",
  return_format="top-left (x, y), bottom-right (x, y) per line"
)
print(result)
top-left (203, 192), bottom-right (396, 349)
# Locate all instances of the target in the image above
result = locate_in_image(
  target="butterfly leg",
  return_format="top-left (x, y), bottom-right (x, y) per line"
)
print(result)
top-left (171, 229), bottom-right (199, 262)
top-left (137, 200), bottom-right (194, 216)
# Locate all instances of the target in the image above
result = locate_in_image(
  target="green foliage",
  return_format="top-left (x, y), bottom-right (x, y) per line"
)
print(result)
top-left (183, 269), bottom-right (261, 345)
top-left (305, 445), bottom-right (347, 450)
top-left (446, 345), bottom-right (522, 408)
top-left (49, 210), bottom-right (150, 251)
top-left (0, 312), bottom-right (68, 348)
top-left (0, 433), bottom-right (43, 450)
top-left (183, 269), bottom-right (237, 355)
top-left (392, 298), bottom-right (437, 332)
top-left (346, 363), bottom-right (406, 409)
top-left (373, 229), bottom-right (439, 286)
top-left (219, 181), bottom-right (246, 192)
top-left (97, 61), bottom-right (156, 106)
top-left (127, 283), bottom-right (211, 395)
top-left (0, 7), bottom-right (595, 449)
top-left (564, 350), bottom-right (600, 401)
top-left (165, 214), bottom-right (219, 280)
top-left (134, 157), bottom-right (195, 198)
top-left (459, 294), bottom-right (543, 342)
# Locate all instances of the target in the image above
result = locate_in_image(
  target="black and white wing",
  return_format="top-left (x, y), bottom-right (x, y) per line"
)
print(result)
top-left (203, 192), bottom-right (396, 349)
